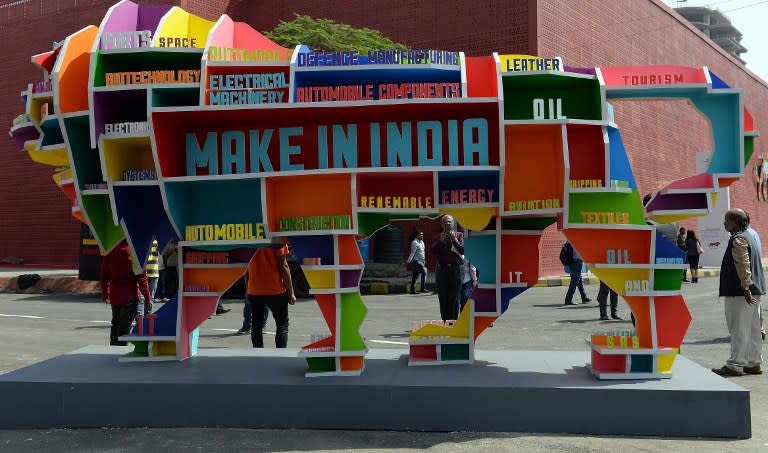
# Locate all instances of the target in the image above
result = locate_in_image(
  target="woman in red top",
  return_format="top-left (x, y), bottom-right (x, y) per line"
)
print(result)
top-left (100, 241), bottom-right (152, 345)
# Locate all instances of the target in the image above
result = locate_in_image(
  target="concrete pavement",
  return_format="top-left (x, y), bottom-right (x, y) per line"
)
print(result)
top-left (0, 279), bottom-right (766, 451)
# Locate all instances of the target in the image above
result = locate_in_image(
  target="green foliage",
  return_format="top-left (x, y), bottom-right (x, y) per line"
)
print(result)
top-left (265, 14), bottom-right (407, 53)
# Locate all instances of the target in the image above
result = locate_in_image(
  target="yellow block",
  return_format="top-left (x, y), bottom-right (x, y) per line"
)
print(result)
top-left (657, 349), bottom-right (678, 374)
top-left (439, 207), bottom-right (497, 231)
top-left (155, 7), bottom-right (214, 49)
top-left (590, 268), bottom-right (650, 295)
top-left (303, 269), bottom-right (335, 289)
top-left (411, 300), bottom-right (472, 339)
top-left (26, 142), bottom-right (69, 167)
top-left (152, 341), bottom-right (177, 357)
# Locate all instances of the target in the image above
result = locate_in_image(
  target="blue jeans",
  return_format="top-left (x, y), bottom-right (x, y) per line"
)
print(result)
top-left (410, 261), bottom-right (427, 293)
top-left (242, 300), bottom-right (269, 331)
top-left (565, 260), bottom-right (588, 303)
top-left (460, 281), bottom-right (474, 313)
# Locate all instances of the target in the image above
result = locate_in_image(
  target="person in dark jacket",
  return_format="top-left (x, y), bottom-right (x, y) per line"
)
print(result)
top-left (100, 240), bottom-right (152, 346)
top-left (685, 229), bottom-right (702, 283)
top-left (712, 209), bottom-right (765, 377)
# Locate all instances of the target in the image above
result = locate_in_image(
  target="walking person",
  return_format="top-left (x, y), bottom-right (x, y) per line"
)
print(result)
top-left (100, 240), bottom-right (152, 346)
top-left (432, 215), bottom-right (464, 321)
top-left (406, 229), bottom-right (428, 294)
top-left (596, 281), bottom-right (620, 320)
top-left (685, 230), bottom-right (703, 283)
top-left (677, 227), bottom-right (690, 282)
top-left (562, 241), bottom-right (591, 305)
top-left (244, 238), bottom-right (296, 348)
top-left (712, 209), bottom-right (765, 377)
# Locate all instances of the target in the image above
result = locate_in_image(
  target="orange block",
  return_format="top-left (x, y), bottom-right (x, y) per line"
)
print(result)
top-left (337, 234), bottom-right (362, 265)
top-left (566, 228), bottom-right (652, 266)
top-left (623, 296), bottom-right (653, 348)
top-left (340, 356), bottom-right (364, 372)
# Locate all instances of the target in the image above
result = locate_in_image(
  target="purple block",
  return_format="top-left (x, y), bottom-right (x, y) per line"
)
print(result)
top-left (564, 65), bottom-right (596, 76)
top-left (340, 270), bottom-right (362, 288)
top-left (10, 124), bottom-right (39, 149)
top-left (472, 288), bottom-right (497, 313)
top-left (136, 4), bottom-right (173, 32)
top-left (648, 193), bottom-right (709, 211)
top-left (228, 248), bottom-right (258, 264)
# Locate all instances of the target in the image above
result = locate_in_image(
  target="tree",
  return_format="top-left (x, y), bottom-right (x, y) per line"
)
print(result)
top-left (265, 14), bottom-right (407, 53)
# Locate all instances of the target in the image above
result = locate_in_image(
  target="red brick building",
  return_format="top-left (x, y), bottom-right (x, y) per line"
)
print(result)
top-left (1, 0), bottom-right (765, 277)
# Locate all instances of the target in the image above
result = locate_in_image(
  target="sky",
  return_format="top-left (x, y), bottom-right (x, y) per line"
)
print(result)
top-left (662, 0), bottom-right (768, 82)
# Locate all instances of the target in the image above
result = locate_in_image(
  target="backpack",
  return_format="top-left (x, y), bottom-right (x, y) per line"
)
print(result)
top-left (559, 242), bottom-right (574, 266)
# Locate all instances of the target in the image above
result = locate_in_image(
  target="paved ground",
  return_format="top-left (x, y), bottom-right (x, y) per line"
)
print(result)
top-left (0, 279), bottom-right (766, 452)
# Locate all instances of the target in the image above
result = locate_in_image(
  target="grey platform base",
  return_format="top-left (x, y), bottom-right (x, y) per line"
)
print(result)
top-left (0, 346), bottom-right (750, 438)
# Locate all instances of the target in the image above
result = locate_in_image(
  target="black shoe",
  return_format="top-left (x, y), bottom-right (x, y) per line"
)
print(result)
top-left (682, 279), bottom-right (690, 283)
top-left (762, 332), bottom-right (766, 341)
top-left (237, 328), bottom-right (250, 335)
top-left (599, 315), bottom-right (610, 321)
top-left (216, 307), bottom-right (231, 315)
top-left (409, 291), bottom-right (416, 295)
top-left (581, 298), bottom-right (591, 304)
top-left (420, 289), bottom-right (430, 293)
top-left (611, 314), bottom-right (623, 320)
top-left (565, 301), bottom-right (575, 305)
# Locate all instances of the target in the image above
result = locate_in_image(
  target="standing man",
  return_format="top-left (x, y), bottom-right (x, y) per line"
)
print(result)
top-left (432, 215), bottom-right (464, 321)
top-left (100, 240), bottom-right (152, 346)
top-left (244, 238), bottom-right (296, 348)
top-left (712, 209), bottom-right (765, 377)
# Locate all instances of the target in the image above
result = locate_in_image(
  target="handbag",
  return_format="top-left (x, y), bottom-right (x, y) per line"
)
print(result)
top-left (696, 241), bottom-right (704, 255)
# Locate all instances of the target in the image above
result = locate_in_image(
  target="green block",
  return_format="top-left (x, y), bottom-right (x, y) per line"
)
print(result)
top-left (501, 217), bottom-right (556, 231)
top-left (441, 344), bottom-right (470, 361)
top-left (81, 194), bottom-right (125, 251)
top-left (630, 354), bottom-right (653, 373)
top-left (654, 269), bottom-right (683, 291)
top-left (64, 115), bottom-right (104, 189)
top-left (744, 136), bottom-right (754, 166)
top-left (130, 341), bottom-right (149, 356)
top-left (339, 292), bottom-right (367, 351)
top-left (567, 191), bottom-right (644, 225)
top-left (306, 357), bottom-right (336, 373)
top-left (502, 74), bottom-right (603, 121)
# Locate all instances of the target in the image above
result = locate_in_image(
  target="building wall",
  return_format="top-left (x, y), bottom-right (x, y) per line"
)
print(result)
top-left (2, 0), bottom-right (764, 275)
top-left (239, 0), bottom-right (536, 56)
top-left (0, 0), bottom-right (229, 265)
top-left (537, 0), bottom-right (768, 276)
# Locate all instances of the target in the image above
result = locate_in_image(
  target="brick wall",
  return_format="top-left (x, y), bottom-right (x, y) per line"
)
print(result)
top-left (2, 0), bottom-right (764, 274)
top-left (238, 0), bottom-right (536, 55)
top-left (0, 0), bottom-right (227, 265)
top-left (537, 0), bottom-right (768, 275)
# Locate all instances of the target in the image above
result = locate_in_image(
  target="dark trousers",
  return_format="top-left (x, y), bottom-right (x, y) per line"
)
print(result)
top-left (410, 261), bottom-right (427, 293)
top-left (565, 260), bottom-right (588, 303)
top-left (248, 294), bottom-right (289, 348)
top-left (165, 266), bottom-right (178, 299)
top-left (436, 264), bottom-right (462, 321)
top-left (242, 300), bottom-right (269, 331)
top-left (110, 301), bottom-right (138, 346)
top-left (597, 282), bottom-right (618, 317)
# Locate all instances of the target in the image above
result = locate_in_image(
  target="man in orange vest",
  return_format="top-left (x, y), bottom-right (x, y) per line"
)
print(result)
top-left (244, 238), bottom-right (296, 348)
